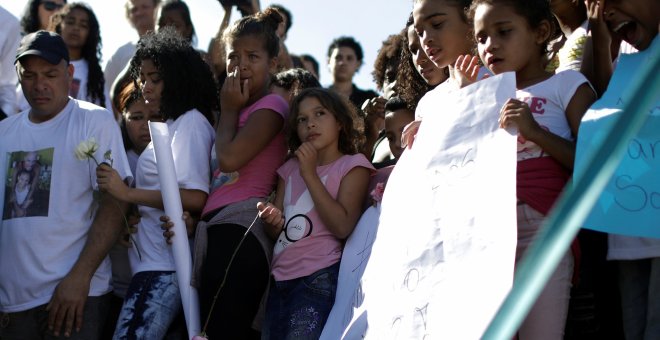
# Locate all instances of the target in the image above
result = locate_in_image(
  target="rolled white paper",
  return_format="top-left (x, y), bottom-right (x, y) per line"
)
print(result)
top-left (149, 121), bottom-right (201, 339)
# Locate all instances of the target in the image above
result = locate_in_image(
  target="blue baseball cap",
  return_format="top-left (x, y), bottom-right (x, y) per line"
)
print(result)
top-left (15, 30), bottom-right (70, 65)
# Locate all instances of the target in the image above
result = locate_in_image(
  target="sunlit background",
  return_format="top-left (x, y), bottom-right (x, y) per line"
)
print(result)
top-left (3, 0), bottom-right (413, 91)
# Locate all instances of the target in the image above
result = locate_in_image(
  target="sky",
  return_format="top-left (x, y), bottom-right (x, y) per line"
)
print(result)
top-left (3, 0), bottom-right (414, 91)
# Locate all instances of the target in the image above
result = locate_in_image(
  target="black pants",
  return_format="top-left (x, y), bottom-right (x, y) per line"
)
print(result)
top-left (200, 223), bottom-right (269, 339)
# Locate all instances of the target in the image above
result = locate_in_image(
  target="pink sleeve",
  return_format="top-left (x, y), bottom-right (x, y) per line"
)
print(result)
top-left (276, 158), bottom-right (297, 179)
top-left (341, 154), bottom-right (376, 177)
top-left (249, 94), bottom-right (290, 120)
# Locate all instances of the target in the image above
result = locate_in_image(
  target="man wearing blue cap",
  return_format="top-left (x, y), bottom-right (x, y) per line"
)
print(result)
top-left (0, 30), bottom-right (132, 339)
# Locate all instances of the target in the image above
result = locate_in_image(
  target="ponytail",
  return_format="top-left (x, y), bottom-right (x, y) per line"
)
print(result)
top-left (222, 7), bottom-right (282, 58)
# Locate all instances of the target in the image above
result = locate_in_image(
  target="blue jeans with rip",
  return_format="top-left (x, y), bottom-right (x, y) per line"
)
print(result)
top-left (262, 262), bottom-right (339, 340)
top-left (113, 271), bottom-right (181, 340)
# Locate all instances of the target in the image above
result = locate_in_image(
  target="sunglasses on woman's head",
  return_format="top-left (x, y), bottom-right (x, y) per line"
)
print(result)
top-left (42, 1), bottom-right (64, 11)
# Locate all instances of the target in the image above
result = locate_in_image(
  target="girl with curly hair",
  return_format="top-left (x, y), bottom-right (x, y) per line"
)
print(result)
top-left (96, 26), bottom-right (217, 338)
top-left (257, 88), bottom-right (374, 339)
top-left (397, 13), bottom-right (448, 112)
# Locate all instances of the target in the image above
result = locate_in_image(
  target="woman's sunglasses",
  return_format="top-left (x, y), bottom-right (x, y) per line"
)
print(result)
top-left (42, 1), bottom-right (64, 11)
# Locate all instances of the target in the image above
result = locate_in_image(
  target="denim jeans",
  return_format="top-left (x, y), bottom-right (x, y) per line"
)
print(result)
top-left (0, 293), bottom-right (111, 340)
top-left (113, 271), bottom-right (181, 340)
top-left (262, 262), bottom-right (339, 340)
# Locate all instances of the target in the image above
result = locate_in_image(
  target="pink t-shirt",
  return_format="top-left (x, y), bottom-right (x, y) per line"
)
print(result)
top-left (271, 153), bottom-right (375, 281)
top-left (202, 94), bottom-right (289, 216)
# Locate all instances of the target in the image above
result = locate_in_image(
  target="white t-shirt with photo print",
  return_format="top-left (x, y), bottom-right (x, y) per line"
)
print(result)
top-left (0, 99), bottom-right (131, 313)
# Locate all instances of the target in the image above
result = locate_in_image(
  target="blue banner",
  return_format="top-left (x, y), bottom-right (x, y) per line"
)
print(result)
top-left (574, 36), bottom-right (660, 238)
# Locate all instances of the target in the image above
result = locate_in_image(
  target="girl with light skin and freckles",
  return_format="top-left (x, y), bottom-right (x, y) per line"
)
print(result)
top-left (257, 88), bottom-right (373, 339)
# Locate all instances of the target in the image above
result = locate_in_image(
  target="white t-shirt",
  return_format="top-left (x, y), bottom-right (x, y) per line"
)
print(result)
top-left (16, 59), bottom-right (112, 113)
top-left (129, 109), bottom-right (214, 274)
top-left (0, 99), bottom-right (132, 313)
top-left (515, 70), bottom-right (590, 161)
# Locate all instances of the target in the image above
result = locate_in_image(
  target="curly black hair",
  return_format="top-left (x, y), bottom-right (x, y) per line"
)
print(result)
top-left (327, 36), bottom-right (364, 62)
top-left (222, 7), bottom-right (283, 59)
top-left (21, 0), bottom-right (68, 34)
top-left (396, 13), bottom-right (435, 111)
top-left (129, 26), bottom-right (218, 124)
top-left (371, 33), bottom-right (404, 92)
top-left (50, 2), bottom-right (106, 107)
top-left (272, 68), bottom-right (321, 98)
top-left (287, 88), bottom-right (364, 155)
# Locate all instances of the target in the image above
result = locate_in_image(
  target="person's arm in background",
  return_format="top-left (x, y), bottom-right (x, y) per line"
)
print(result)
top-left (208, 3), bottom-right (233, 80)
top-left (581, 0), bottom-right (620, 97)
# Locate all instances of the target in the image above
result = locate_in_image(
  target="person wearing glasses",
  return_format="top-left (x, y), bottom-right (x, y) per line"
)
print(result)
top-left (19, 0), bottom-right (66, 35)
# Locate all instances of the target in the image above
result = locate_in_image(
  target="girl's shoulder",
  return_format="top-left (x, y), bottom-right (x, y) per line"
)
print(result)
top-left (551, 69), bottom-right (589, 85)
top-left (277, 157), bottom-right (300, 178)
top-left (335, 154), bottom-right (376, 176)
top-left (244, 94), bottom-right (290, 119)
top-left (172, 108), bottom-right (214, 132)
top-left (175, 108), bottom-right (210, 124)
top-left (522, 70), bottom-right (593, 107)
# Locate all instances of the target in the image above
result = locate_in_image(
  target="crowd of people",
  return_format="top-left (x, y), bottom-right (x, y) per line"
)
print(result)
top-left (0, 0), bottom-right (657, 339)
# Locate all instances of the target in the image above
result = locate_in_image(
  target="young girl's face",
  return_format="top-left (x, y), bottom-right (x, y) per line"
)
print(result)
top-left (124, 99), bottom-right (163, 154)
top-left (413, 0), bottom-right (473, 69)
top-left (295, 97), bottom-right (342, 152)
top-left (60, 8), bottom-right (90, 52)
top-left (139, 59), bottom-right (164, 105)
top-left (16, 172), bottom-right (30, 190)
top-left (407, 24), bottom-right (447, 86)
top-left (474, 4), bottom-right (548, 76)
top-left (225, 35), bottom-right (276, 99)
top-left (604, 0), bottom-right (659, 51)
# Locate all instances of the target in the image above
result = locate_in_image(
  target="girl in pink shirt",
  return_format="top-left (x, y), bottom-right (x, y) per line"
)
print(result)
top-left (257, 88), bottom-right (374, 339)
top-left (195, 8), bottom-right (289, 339)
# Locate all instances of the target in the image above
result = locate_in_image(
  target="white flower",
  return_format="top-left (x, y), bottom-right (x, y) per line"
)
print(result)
top-left (75, 138), bottom-right (100, 162)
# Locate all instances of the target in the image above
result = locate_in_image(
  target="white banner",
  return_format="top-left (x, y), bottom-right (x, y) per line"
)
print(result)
top-left (149, 122), bottom-right (201, 339)
top-left (323, 73), bottom-right (518, 339)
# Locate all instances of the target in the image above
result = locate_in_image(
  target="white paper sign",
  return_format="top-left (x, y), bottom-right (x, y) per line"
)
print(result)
top-left (324, 73), bottom-right (518, 339)
top-left (149, 122), bottom-right (201, 339)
